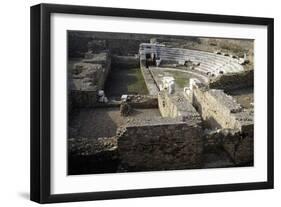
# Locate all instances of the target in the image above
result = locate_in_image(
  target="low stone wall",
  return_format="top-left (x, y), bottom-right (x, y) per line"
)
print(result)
top-left (70, 52), bottom-right (111, 108)
top-left (192, 88), bottom-right (253, 131)
top-left (69, 136), bottom-right (117, 156)
top-left (123, 94), bottom-right (158, 108)
top-left (158, 91), bottom-right (202, 123)
top-left (68, 137), bottom-right (118, 174)
top-left (140, 63), bottom-right (159, 95)
top-left (82, 52), bottom-right (111, 88)
top-left (117, 117), bottom-right (203, 171)
top-left (191, 85), bottom-right (254, 165)
top-left (208, 70), bottom-right (253, 91)
top-left (204, 128), bottom-right (253, 165)
top-left (223, 131), bottom-right (253, 165)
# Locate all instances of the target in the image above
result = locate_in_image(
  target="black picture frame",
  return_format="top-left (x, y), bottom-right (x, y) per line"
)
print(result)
top-left (30, 3), bottom-right (274, 204)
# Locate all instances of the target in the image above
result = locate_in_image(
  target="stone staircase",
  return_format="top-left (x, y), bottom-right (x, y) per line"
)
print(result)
top-left (140, 45), bottom-right (244, 77)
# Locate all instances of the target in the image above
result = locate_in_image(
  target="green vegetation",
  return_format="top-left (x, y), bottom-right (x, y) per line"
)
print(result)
top-left (127, 68), bottom-right (148, 94)
top-left (166, 71), bottom-right (191, 88)
top-left (105, 67), bottom-right (148, 97)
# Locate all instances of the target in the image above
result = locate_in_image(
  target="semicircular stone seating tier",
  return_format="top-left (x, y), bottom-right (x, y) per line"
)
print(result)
top-left (152, 46), bottom-right (244, 76)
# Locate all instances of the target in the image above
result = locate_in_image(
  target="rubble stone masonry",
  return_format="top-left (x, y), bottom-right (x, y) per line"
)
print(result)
top-left (69, 52), bottom-right (111, 108)
top-left (192, 88), bottom-right (253, 130)
top-left (117, 117), bottom-right (203, 171)
top-left (191, 86), bottom-right (254, 164)
top-left (208, 70), bottom-right (253, 91)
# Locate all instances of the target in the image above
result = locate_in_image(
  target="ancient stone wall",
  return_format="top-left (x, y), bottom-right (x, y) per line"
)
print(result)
top-left (208, 69), bottom-right (253, 91)
top-left (117, 117), bottom-right (203, 171)
top-left (140, 63), bottom-right (159, 95)
top-left (190, 85), bottom-right (253, 165)
top-left (192, 88), bottom-right (253, 131)
top-left (68, 136), bottom-right (118, 174)
top-left (222, 131), bottom-right (253, 165)
top-left (158, 91), bottom-right (202, 123)
top-left (204, 128), bottom-right (253, 165)
top-left (82, 52), bottom-right (111, 89)
top-left (69, 52), bottom-right (111, 108)
top-left (123, 94), bottom-right (158, 109)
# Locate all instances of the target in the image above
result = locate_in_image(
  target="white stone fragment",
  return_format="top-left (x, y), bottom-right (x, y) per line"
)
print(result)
top-left (189, 78), bottom-right (201, 90)
top-left (98, 90), bottom-right (104, 96)
top-left (121, 94), bottom-right (128, 101)
top-left (162, 76), bottom-right (175, 94)
top-left (156, 59), bottom-right (161, 67)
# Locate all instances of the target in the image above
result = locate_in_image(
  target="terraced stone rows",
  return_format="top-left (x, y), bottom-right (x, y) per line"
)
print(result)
top-left (143, 46), bottom-right (245, 76)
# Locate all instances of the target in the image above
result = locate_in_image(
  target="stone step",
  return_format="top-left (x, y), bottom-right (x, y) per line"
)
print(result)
top-left (140, 46), bottom-right (244, 75)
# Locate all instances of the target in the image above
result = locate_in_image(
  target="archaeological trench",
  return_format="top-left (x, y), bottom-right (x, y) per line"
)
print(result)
top-left (68, 32), bottom-right (254, 175)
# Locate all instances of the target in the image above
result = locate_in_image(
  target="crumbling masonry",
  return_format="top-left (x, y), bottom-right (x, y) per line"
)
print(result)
top-left (69, 41), bottom-right (254, 174)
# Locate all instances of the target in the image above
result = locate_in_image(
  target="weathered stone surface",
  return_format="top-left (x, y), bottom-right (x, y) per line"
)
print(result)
top-left (207, 89), bottom-right (242, 113)
top-left (209, 70), bottom-right (253, 91)
top-left (139, 43), bottom-right (244, 77)
top-left (120, 102), bottom-right (132, 117)
top-left (83, 52), bottom-right (109, 66)
top-left (117, 117), bottom-right (203, 172)
top-left (222, 130), bottom-right (253, 165)
top-left (158, 91), bottom-right (202, 125)
top-left (69, 136), bottom-right (117, 156)
top-left (69, 52), bottom-right (111, 108)
top-left (68, 136), bottom-right (119, 174)
top-left (188, 83), bottom-right (254, 165)
top-left (140, 64), bottom-right (159, 95)
top-left (192, 87), bottom-right (253, 130)
top-left (123, 94), bottom-right (158, 109)
top-left (68, 37), bottom-right (254, 173)
top-left (203, 128), bottom-right (253, 165)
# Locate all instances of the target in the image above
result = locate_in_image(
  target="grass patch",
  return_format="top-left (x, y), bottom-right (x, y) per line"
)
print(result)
top-left (127, 68), bottom-right (148, 94)
top-left (105, 67), bottom-right (148, 97)
top-left (166, 70), bottom-right (191, 88)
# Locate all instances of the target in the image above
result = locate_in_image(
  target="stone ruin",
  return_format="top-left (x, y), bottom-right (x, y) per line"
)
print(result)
top-left (139, 43), bottom-right (245, 77)
top-left (185, 79), bottom-right (253, 164)
top-left (68, 40), bottom-right (254, 174)
top-left (68, 51), bottom-right (111, 109)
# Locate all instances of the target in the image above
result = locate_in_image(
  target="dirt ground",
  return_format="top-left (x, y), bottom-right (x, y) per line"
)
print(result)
top-left (68, 107), bottom-right (125, 139)
top-left (68, 107), bottom-right (161, 139)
